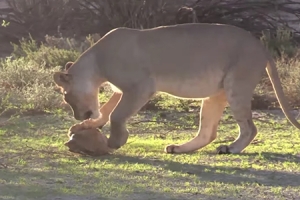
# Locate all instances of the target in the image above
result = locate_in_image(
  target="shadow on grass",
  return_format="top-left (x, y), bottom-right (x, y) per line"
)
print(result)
top-left (0, 169), bottom-right (219, 200)
top-left (0, 182), bottom-right (108, 200)
top-left (95, 153), bottom-right (300, 187)
top-left (238, 152), bottom-right (300, 163)
top-left (204, 151), bottom-right (300, 163)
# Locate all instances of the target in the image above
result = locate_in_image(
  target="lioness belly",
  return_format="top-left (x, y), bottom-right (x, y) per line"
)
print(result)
top-left (156, 76), bottom-right (223, 99)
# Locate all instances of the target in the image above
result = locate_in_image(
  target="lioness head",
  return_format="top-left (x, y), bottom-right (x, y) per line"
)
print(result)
top-left (53, 62), bottom-right (101, 120)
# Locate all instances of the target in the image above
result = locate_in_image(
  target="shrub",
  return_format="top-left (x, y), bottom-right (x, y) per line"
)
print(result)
top-left (276, 56), bottom-right (300, 108)
top-left (1, 27), bottom-right (300, 117)
top-left (260, 28), bottom-right (297, 58)
top-left (251, 28), bottom-right (300, 110)
top-left (0, 57), bottom-right (63, 114)
top-left (0, 34), bottom-right (104, 116)
top-left (9, 33), bottom-right (102, 69)
top-left (10, 36), bottom-right (86, 69)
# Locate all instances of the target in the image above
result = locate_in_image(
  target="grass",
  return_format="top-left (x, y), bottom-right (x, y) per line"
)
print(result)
top-left (0, 26), bottom-right (300, 200)
top-left (0, 108), bottom-right (299, 200)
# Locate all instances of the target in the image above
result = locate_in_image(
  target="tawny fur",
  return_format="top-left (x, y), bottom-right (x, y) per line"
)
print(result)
top-left (65, 123), bottom-right (112, 156)
top-left (54, 23), bottom-right (300, 154)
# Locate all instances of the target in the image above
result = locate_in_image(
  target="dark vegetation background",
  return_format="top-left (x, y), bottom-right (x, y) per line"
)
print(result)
top-left (1, 0), bottom-right (300, 116)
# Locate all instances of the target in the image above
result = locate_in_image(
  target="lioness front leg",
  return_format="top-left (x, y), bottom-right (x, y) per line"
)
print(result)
top-left (97, 92), bottom-right (122, 128)
top-left (165, 91), bottom-right (227, 154)
top-left (77, 92), bottom-right (122, 130)
top-left (107, 81), bottom-right (156, 149)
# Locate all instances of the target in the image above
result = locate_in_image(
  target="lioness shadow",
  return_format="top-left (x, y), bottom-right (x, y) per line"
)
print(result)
top-left (95, 152), bottom-right (300, 187)
top-left (235, 152), bottom-right (300, 163)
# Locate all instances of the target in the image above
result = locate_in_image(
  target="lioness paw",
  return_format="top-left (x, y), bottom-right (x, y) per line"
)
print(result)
top-left (216, 145), bottom-right (232, 154)
top-left (164, 144), bottom-right (180, 154)
top-left (80, 118), bottom-right (97, 129)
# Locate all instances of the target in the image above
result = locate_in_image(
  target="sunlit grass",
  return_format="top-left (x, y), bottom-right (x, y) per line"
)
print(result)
top-left (0, 109), bottom-right (299, 200)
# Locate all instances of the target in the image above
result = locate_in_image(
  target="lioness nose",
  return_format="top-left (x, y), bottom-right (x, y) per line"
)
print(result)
top-left (84, 110), bottom-right (93, 120)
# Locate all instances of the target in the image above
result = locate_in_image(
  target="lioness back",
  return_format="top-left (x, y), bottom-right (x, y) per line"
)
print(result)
top-left (100, 23), bottom-right (267, 98)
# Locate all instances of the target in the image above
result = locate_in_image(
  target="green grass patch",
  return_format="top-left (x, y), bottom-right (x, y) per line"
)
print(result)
top-left (0, 110), bottom-right (299, 200)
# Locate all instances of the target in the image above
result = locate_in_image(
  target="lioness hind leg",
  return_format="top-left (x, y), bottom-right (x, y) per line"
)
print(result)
top-left (216, 93), bottom-right (257, 154)
top-left (97, 92), bottom-right (122, 128)
top-left (165, 91), bottom-right (227, 154)
top-left (107, 80), bottom-right (156, 149)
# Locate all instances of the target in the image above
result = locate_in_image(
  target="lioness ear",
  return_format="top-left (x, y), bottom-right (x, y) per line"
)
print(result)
top-left (65, 62), bottom-right (73, 71)
top-left (53, 72), bottom-right (72, 87)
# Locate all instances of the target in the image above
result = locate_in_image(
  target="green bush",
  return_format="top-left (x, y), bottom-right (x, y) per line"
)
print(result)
top-left (0, 34), bottom-right (101, 116)
top-left (254, 28), bottom-right (300, 109)
top-left (11, 36), bottom-right (81, 69)
top-left (252, 56), bottom-right (300, 110)
top-left (276, 56), bottom-right (300, 108)
top-left (0, 57), bottom-right (63, 114)
top-left (260, 28), bottom-right (297, 58)
top-left (1, 29), bottom-right (300, 117)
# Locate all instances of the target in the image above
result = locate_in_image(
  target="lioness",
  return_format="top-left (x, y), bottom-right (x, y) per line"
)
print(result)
top-left (53, 23), bottom-right (300, 154)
